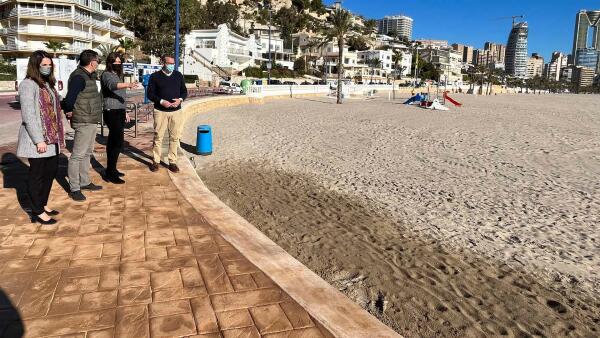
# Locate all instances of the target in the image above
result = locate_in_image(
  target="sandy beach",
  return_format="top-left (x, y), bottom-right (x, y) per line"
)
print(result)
top-left (181, 93), bottom-right (599, 337)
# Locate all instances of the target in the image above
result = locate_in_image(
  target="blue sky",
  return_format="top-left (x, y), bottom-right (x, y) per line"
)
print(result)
top-left (329, 0), bottom-right (599, 61)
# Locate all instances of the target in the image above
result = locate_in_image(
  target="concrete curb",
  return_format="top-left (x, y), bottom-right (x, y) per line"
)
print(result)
top-left (168, 94), bottom-right (402, 338)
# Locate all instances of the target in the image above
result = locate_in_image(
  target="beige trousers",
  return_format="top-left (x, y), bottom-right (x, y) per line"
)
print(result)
top-left (152, 109), bottom-right (185, 164)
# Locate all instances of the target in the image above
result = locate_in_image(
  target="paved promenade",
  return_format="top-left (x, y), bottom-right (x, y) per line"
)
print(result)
top-left (0, 128), bottom-right (334, 337)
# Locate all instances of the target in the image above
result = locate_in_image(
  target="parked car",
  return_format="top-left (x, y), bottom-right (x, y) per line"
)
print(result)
top-left (300, 81), bottom-right (313, 85)
top-left (268, 79), bottom-right (282, 85)
top-left (283, 81), bottom-right (296, 85)
top-left (219, 81), bottom-right (242, 94)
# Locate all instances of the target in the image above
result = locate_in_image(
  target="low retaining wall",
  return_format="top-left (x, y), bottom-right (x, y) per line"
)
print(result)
top-left (174, 94), bottom-right (402, 338)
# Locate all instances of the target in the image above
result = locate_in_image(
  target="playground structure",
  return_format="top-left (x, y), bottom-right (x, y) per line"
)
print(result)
top-left (403, 90), bottom-right (462, 111)
top-left (444, 91), bottom-right (462, 107)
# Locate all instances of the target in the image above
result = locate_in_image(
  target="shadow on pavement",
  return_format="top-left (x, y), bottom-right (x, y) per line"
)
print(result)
top-left (180, 142), bottom-right (197, 155)
top-left (1, 153), bottom-right (32, 215)
top-left (0, 286), bottom-right (24, 337)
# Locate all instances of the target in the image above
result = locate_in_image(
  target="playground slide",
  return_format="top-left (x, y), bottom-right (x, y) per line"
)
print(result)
top-left (443, 92), bottom-right (462, 107)
top-left (404, 94), bottom-right (423, 105)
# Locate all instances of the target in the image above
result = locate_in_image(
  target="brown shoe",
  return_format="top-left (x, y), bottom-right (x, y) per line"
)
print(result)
top-left (168, 164), bottom-right (180, 173)
top-left (149, 162), bottom-right (160, 172)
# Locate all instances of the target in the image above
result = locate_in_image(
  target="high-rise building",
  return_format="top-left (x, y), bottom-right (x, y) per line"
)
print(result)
top-left (377, 15), bottom-right (413, 41)
top-left (572, 9), bottom-right (600, 72)
top-left (484, 42), bottom-right (505, 64)
top-left (0, 0), bottom-right (133, 59)
top-left (572, 66), bottom-right (595, 88)
top-left (575, 48), bottom-right (599, 70)
top-left (475, 42), bottom-right (506, 68)
top-left (527, 53), bottom-right (544, 78)
top-left (505, 22), bottom-right (528, 78)
top-left (451, 43), bottom-right (474, 64)
top-left (544, 51), bottom-right (568, 81)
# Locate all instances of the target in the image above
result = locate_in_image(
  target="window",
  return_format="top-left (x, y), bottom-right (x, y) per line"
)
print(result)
top-left (587, 25), bottom-right (596, 49)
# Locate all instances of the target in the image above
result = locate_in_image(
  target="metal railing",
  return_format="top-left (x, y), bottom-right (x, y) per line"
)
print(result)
top-left (0, 25), bottom-right (95, 40)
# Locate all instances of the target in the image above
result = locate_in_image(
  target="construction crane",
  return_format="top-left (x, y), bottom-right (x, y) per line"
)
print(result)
top-left (493, 15), bottom-right (525, 26)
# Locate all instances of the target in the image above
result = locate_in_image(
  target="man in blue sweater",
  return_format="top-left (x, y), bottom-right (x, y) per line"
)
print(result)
top-left (147, 55), bottom-right (188, 173)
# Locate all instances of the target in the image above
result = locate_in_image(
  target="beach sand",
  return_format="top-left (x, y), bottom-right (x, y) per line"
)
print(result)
top-left (182, 94), bottom-right (599, 337)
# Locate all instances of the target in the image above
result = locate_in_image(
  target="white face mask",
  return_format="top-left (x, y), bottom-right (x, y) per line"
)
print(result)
top-left (40, 66), bottom-right (52, 76)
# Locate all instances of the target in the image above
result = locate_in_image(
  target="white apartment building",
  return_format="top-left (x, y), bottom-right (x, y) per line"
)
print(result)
top-left (0, 0), bottom-right (133, 59)
top-left (253, 27), bottom-right (294, 69)
top-left (183, 24), bottom-right (298, 83)
top-left (420, 48), bottom-right (463, 83)
top-left (358, 50), bottom-right (393, 72)
top-left (183, 24), bottom-right (261, 82)
top-left (377, 15), bottom-right (413, 40)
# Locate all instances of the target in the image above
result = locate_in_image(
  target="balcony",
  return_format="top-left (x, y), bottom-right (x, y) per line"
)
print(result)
top-left (227, 47), bottom-right (250, 56)
top-left (0, 42), bottom-right (84, 53)
top-left (17, 8), bottom-right (73, 20)
top-left (0, 25), bottom-right (95, 39)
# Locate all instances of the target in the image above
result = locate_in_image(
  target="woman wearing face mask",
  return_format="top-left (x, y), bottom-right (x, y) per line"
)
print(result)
top-left (17, 50), bottom-right (65, 225)
top-left (100, 52), bottom-right (137, 184)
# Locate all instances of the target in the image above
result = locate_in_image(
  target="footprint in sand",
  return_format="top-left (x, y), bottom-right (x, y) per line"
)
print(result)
top-left (546, 299), bottom-right (569, 314)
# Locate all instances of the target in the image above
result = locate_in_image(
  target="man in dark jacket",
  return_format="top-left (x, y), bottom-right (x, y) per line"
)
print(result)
top-left (147, 55), bottom-right (188, 173)
top-left (62, 49), bottom-right (103, 201)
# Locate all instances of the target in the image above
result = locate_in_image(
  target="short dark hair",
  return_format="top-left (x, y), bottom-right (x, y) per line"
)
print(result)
top-left (160, 55), bottom-right (174, 63)
top-left (79, 49), bottom-right (99, 67)
top-left (105, 52), bottom-right (123, 77)
top-left (26, 50), bottom-right (56, 88)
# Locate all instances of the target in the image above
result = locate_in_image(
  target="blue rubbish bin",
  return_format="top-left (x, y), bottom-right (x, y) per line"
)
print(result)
top-left (142, 74), bottom-right (151, 104)
top-left (196, 125), bottom-right (212, 155)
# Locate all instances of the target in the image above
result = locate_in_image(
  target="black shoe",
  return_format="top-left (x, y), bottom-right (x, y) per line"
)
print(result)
top-left (69, 190), bottom-right (86, 201)
top-left (107, 175), bottom-right (125, 184)
top-left (81, 183), bottom-right (103, 191)
top-left (45, 209), bottom-right (59, 216)
top-left (168, 164), bottom-right (180, 173)
top-left (32, 215), bottom-right (58, 225)
top-left (149, 162), bottom-right (160, 172)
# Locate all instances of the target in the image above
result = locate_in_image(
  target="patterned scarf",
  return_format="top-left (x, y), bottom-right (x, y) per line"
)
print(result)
top-left (38, 85), bottom-right (64, 146)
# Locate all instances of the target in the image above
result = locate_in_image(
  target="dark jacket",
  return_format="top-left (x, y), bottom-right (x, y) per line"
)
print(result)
top-left (67, 67), bottom-right (102, 124)
top-left (147, 70), bottom-right (188, 112)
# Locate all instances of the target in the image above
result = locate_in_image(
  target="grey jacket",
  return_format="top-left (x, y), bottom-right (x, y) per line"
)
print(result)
top-left (101, 71), bottom-right (127, 110)
top-left (17, 79), bottom-right (62, 158)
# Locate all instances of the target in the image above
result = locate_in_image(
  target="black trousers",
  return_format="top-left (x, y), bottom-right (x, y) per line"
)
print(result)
top-left (103, 109), bottom-right (126, 176)
top-left (28, 148), bottom-right (58, 216)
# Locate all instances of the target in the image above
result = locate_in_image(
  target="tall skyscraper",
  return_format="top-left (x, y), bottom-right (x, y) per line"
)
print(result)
top-left (377, 15), bottom-right (413, 41)
top-left (572, 10), bottom-right (600, 73)
top-left (505, 22), bottom-right (528, 78)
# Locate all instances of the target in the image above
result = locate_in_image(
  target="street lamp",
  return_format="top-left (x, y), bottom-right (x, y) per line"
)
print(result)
top-left (263, 0), bottom-right (273, 84)
top-left (174, 0), bottom-right (180, 71)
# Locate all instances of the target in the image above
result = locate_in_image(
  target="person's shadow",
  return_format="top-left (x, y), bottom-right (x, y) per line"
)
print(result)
top-left (1, 153), bottom-right (32, 214)
top-left (0, 288), bottom-right (24, 337)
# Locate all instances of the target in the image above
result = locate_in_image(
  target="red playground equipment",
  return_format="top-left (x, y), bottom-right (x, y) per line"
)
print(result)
top-left (443, 91), bottom-right (462, 107)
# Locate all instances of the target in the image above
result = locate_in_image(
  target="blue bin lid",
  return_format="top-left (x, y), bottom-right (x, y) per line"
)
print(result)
top-left (198, 125), bottom-right (211, 130)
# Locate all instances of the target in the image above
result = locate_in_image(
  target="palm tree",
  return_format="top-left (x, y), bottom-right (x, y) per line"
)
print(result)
top-left (367, 57), bottom-right (382, 83)
top-left (118, 38), bottom-right (137, 61)
top-left (392, 49), bottom-right (404, 80)
top-left (97, 43), bottom-right (118, 62)
top-left (362, 19), bottom-right (377, 35)
top-left (44, 41), bottom-right (66, 57)
top-left (323, 7), bottom-right (353, 104)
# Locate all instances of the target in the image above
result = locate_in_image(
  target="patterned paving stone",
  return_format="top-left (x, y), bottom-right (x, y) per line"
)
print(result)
top-left (0, 128), bottom-right (335, 338)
